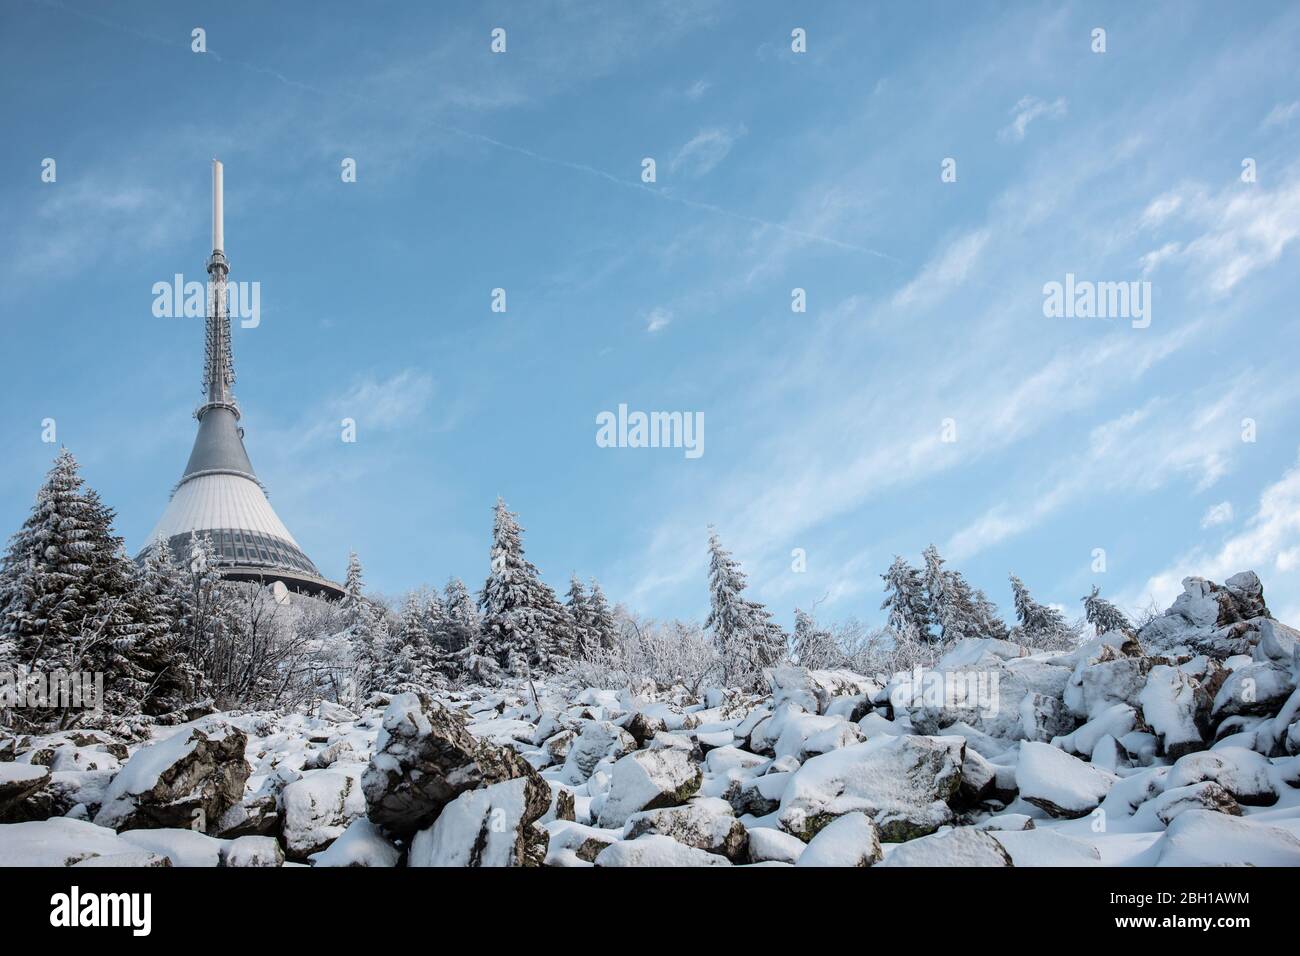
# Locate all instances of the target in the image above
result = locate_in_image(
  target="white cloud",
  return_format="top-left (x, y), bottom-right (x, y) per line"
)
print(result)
top-left (684, 79), bottom-right (711, 100)
top-left (669, 126), bottom-right (745, 178)
top-left (892, 228), bottom-right (990, 308)
top-left (1262, 100), bottom-right (1300, 129)
top-left (1200, 501), bottom-right (1233, 528)
top-left (999, 96), bottom-right (1067, 142)
top-left (645, 307), bottom-right (672, 333)
top-left (1127, 452), bottom-right (1300, 611)
top-left (1137, 172), bottom-right (1300, 296)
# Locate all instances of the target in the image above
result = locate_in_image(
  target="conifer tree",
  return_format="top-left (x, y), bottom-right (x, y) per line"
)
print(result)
top-left (1082, 585), bottom-right (1130, 635)
top-left (881, 556), bottom-right (931, 640)
top-left (1009, 574), bottom-right (1077, 649)
top-left (586, 579), bottom-right (617, 652)
top-left (478, 498), bottom-right (568, 674)
top-left (792, 608), bottom-right (842, 669)
top-left (441, 577), bottom-right (479, 654)
top-left (565, 575), bottom-right (594, 655)
top-left (704, 528), bottom-right (786, 689)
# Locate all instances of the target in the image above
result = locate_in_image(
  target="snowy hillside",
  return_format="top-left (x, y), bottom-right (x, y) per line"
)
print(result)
top-left (2, 570), bottom-right (1298, 867)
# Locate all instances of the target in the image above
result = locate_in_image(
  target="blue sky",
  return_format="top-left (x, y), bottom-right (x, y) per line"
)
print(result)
top-left (3, 1), bottom-right (1300, 628)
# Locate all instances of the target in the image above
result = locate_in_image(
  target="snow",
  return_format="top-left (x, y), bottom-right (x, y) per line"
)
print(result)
top-left (1016, 741), bottom-right (1116, 817)
top-left (745, 825), bottom-right (806, 864)
top-left (120, 828), bottom-right (226, 867)
top-left (990, 829), bottom-right (1102, 866)
top-left (0, 818), bottom-right (137, 867)
top-left (796, 812), bottom-right (881, 866)
top-left (594, 834), bottom-right (731, 867)
top-left (879, 826), bottom-right (1011, 867)
top-left (309, 819), bottom-right (399, 867)
top-left (1153, 809), bottom-right (1300, 866)
top-left (0, 763), bottom-right (48, 786)
top-left (596, 749), bottom-right (700, 828)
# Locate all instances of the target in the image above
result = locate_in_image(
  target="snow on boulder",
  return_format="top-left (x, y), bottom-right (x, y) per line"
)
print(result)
top-left (222, 835), bottom-right (284, 867)
top-left (1066, 651), bottom-right (1150, 721)
top-left (1016, 741), bottom-right (1116, 818)
top-left (309, 819), bottom-right (400, 867)
top-left (1052, 704), bottom-right (1136, 759)
top-left (1164, 747), bottom-right (1276, 806)
top-left (542, 820), bottom-right (620, 866)
top-left (361, 691), bottom-right (535, 835)
top-left (990, 829), bottom-right (1101, 866)
top-left (282, 768), bottom-right (367, 859)
top-left (119, 828), bottom-right (225, 867)
top-left (773, 712), bottom-right (860, 761)
top-left (560, 720), bottom-right (637, 785)
top-left (768, 666), bottom-right (880, 715)
top-left (1149, 781), bottom-right (1241, 826)
top-left (778, 734), bottom-right (964, 842)
top-left (623, 797), bottom-right (747, 862)
top-left (94, 717), bottom-right (249, 834)
top-left (409, 775), bottom-right (550, 867)
top-left (1139, 573), bottom-right (1272, 659)
top-left (796, 812), bottom-right (882, 867)
top-left (594, 833), bottom-right (732, 867)
top-left (1139, 664), bottom-right (1207, 758)
top-left (1153, 809), bottom-right (1300, 866)
top-left (879, 826), bottom-right (1012, 867)
top-left (596, 749), bottom-right (702, 828)
top-left (1210, 661), bottom-right (1295, 720)
top-left (746, 826), bottom-right (807, 864)
top-left (0, 762), bottom-right (51, 822)
top-left (0, 817), bottom-right (140, 866)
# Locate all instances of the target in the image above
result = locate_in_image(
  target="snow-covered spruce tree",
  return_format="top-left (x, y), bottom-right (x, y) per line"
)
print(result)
top-left (340, 550), bottom-right (366, 625)
top-left (792, 607), bottom-right (844, 669)
top-left (477, 498), bottom-right (570, 675)
top-left (0, 449), bottom-right (158, 726)
top-left (132, 536), bottom-right (204, 715)
top-left (586, 579), bottom-right (617, 652)
top-left (704, 528), bottom-right (787, 690)
top-left (565, 575), bottom-right (594, 655)
top-left (1008, 574), bottom-right (1078, 650)
top-left (881, 555), bottom-right (931, 640)
top-left (440, 577), bottom-right (479, 654)
top-left (921, 544), bottom-right (1008, 643)
top-left (1082, 585), bottom-right (1131, 636)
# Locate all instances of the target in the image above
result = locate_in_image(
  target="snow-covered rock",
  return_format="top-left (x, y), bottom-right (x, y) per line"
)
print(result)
top-left (560, 720), bottom-right (637, 785)
top-left (1163, 747), bottom-right (1276, 805)
top-left (880, 826), bottom-right (1012, 867)
top-left (1149, 781), bottom-right (1241, 825)
top-left (990, 829), bottom-right (1101, 866)
top-left (1211, 661), bottom-right (1295, 720)
top-left (1153, 809), bottom-right (1300, 865)
top-left (623, 797), bottom-right (747, 862)
top-left (1016, 741), bottom-right (1116, 818)
top-left (778, 734), bottom-right (964, 841)
top-left (282, 767), bottom-right (367, 858)
top-left (594, 833), bottom-right (732, 867)
top-left (746, 825), bottom-right (807, 864)
top-left (796, 812), bottom-right (882, 867)
top-left (0, 817), bottom-right (142, 866)
top-left (119, 827), bottom-right (225, 867)
top-left (222, 835), bottom-right (284, 867)
top-left (309, 819), bottom-right (400, 867)
top-left (1139, 664), bottom-right (1207, 758)
top-left (94, 718), bottom-right (249, 834)
top-left (596, 749), bottom-right (702, 828)
top-left (360, 691), bottom-right (535, 834)
top-left (409, 775), bottom-right (550, 867)
top-left (0, 762), bottom-right (51, 821)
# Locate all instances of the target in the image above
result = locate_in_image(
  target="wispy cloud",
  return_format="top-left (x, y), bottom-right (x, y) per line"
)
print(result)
top-left (644, 307), bottom-right (672, 334)
top-left (1201, 501), bottom-right (1234, 528)
top-left (999, 95), bottom-right (1066, 142)
top-left (669, 126), bottom-right (745, 178)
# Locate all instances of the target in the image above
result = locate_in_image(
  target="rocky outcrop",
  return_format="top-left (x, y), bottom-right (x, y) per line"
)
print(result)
top-left (361, 692), bottom-right (534, 835)
top-left (94, 718), bottom-right (249, 834)
top-left (409, 775), bottom-right (550, 867)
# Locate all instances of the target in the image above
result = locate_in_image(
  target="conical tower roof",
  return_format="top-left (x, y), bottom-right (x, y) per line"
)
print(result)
top-left (141, 161), bottom-right (342, 599)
